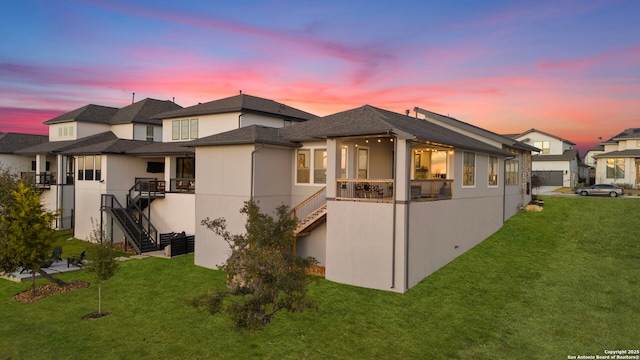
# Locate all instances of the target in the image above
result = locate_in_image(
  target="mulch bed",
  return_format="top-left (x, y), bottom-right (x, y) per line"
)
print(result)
top-left (13, 280), bottom-right (90, 303)
top-left (307, 264), bottom-right (326, 277)
top-left (112, 242), bottom-right (137, 254)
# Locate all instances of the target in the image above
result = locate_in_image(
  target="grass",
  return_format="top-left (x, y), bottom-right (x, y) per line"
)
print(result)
top-left (1, 196), bottom-right (639, 359)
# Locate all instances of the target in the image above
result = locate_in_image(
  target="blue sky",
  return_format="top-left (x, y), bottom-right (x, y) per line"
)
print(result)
top-left (1, 0), bottom-right (639, 153)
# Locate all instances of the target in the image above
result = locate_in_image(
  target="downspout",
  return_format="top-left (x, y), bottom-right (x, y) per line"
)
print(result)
top-left (250, 144), bottom-right (265, 201)
top-left (503, 157), bottom-right (508, 223)
top-left (390, 135), bottom-right (397, 289)
top-left (238, 111), bottom-right (247, 129)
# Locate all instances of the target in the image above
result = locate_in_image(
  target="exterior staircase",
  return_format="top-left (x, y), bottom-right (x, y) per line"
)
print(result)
top-left (100, 179), bottom-right (165, 254)
top-left (293, 187), bottom-right (327, 236)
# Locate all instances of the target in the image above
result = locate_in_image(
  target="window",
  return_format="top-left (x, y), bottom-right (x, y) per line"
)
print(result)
top-left (172, 119), bottom-right (199, 140)
top-left (77, 155), bottom-right (101, 181)
top-left (463, 152), bottom-right (475, 186)
top-left (606, 158), bottom-right (625, 179)
top-left (181, 120), bottom-right (189, 140)
top-left (58, 126), bottom-right (74, 138)
top-left (533, 141), bottom-right (550, 154)
top-left (296, 148), bottom-right (326, 184)
top-left (505, 159), bottom-right (519, 186)
top-left (314, 149), bottom-right (327, 183)
top-left (177, 157), bottom-right (195, 178)
top-left (357, 148), bottom-right (369, 179)
top-left (190, 119), bottom-right (198, 139)
top-left (488, 156), bottom-right (498, 186)
top-left (340, 146), bottom-right (347, 178)
top-left (172, 121), bottom-right (180, 140)
top-left (146, 126), bottom-right (154, 141)
top-left (297, 149), bottom-right (310, 183)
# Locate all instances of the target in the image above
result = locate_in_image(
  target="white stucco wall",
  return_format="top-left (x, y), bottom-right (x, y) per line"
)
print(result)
top-left (325, 201), bottom-right (396, 291)
top-left (0, 154), bottom-right (34, 173)
top-left (76, 123), bottom-right (111, 139)
top-left (49, 122), bottom-right (78, 141)
top-left (407, 196), bottom-right (503, 289)
top-left (296, 222), bottom-right (326, 265)
top-left (149, 194), bottom-right (195, 234)
top-left (194, 145), bottom-right (253, 269)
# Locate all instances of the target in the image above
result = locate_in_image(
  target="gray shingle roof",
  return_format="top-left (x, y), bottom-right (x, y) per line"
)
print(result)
top-left (188, 125), bottom-right (300, 148)
top-left (126, 141), bottom-right (196, 156)
top-left (190, 105), bottom-right (515, 157)
top-left (512, 128), bottom-right (576, 146)
top-left (610, 128), bottom-right (640, 141)
top-left (594, 149), bottom-right (640, 158)
top-left (60, 138), bottom-right (150, 155)
top-left (533, 149), bottom-right (579, 161)
top-left (154, 93), bottom-right (317, 121)
top-left (110, 98), bottom-right (183, 125)
top-left (43, 104), bottom-right (118, 125)
top-left (0, 132), bottom-right (48, 153)
top-left (414, 107), bottom-right (540, 152)
top-left (15, 132), bottom-right (118, 154)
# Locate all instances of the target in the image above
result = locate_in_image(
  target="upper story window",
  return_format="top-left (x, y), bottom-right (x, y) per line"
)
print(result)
top-left (296, 148), bottom-right (326, 185)
top-left (172, 119), bottom-right (198, 140)
top-left (58, 126), bottom-right (74, 138)
top-left (533, 141), bottom-right (550, 154)
top-left (77, 155), bottom-right (101, 181)
top-left (463, 152), bottom-right (475, 187)
top-left (146, 126), bottom-right (154, 141)
top-left (488, 156), bottom-right (498, 187)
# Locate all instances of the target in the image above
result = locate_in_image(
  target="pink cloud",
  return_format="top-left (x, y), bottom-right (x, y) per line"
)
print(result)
top-left (0, 107), bottom-right (61, 134)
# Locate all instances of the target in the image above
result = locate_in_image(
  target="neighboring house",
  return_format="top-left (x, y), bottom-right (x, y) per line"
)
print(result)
top-left (0, 132), bottom-right (49, 173)
top-left (510, 129), bottom-right (580, 188)
top-left (7, 93), bottom-right (536, 293)
top-left (592, 128), bottom-right (640, 188)
top-left (15, 99), bottom-right (182, 232)
top-left (584, 144), bottom-right (605, 184)
top-left (189, 104), bottom-right (535, 292)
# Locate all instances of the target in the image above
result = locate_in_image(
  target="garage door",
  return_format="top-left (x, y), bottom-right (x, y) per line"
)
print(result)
top-left (532, 171), bottom-right (563, 186)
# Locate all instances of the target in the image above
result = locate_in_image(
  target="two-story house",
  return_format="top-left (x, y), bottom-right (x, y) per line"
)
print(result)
top-left (189, 105), bottom-right (536, 292)
top-left (592, 128), bottom-right (640, 188)
top-left (9, 93), bottom-right (536, 293)
top-left (509, 128), bottom-right (580, 188)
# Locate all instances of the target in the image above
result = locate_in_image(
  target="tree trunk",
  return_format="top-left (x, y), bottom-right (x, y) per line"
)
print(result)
top-left (35, 269), bottom-right (67, 286)
top-left (98, 283), bottom-right (102, 314)
top-left (31, 271), bottom-right (36, 298)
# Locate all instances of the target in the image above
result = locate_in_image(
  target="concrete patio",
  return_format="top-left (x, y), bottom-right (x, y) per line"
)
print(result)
top-left (0, 260), bottom-right (84, 283)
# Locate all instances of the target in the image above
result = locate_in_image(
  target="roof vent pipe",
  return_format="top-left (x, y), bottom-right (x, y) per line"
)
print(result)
top-left (405, 110), bottom-right (410, 116)
top-left (132, 92), bottom-right (135, 104)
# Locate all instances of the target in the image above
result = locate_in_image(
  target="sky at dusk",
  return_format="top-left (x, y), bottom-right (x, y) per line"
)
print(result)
top-left (1, 0), bottom-right (639, 155)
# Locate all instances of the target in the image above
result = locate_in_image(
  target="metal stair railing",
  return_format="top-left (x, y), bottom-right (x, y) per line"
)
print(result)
top-left (100, 194), bottom-right (158, 254)
top-left (127, 178), bottom-right (165, 209)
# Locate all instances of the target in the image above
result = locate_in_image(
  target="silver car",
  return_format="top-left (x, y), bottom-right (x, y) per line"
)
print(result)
top-left (576, 184), bottom-right (624, 197)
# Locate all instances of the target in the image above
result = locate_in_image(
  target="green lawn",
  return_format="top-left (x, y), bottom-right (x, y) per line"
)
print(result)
top-left (1, 196), bottom-right (639, 359)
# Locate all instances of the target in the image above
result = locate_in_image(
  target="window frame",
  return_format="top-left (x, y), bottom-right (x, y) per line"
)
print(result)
top-left (488, 156), bottom-right (498, 187)
top-left (606, 158), bottom-right (625, 179)
top-left (462, 152), bottom-right (476, 187)
top-left (296, 147), bottom-right (327, 185)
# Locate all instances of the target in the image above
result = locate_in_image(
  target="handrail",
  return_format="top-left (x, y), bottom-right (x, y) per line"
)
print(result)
top-left (100, 194), bottom-right (158, 253)
top-left (291, 186), bottom-right (327, 222)
top-left (128, 178), bottom-right (165, 206)
top-left (101, 194), bottom-right (142, 254)
top-left (127, 194), bottom-right (159, 249)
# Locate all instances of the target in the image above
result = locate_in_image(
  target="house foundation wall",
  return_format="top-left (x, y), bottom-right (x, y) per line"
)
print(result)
top-left (407, 195), bottom-right (503, 289)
